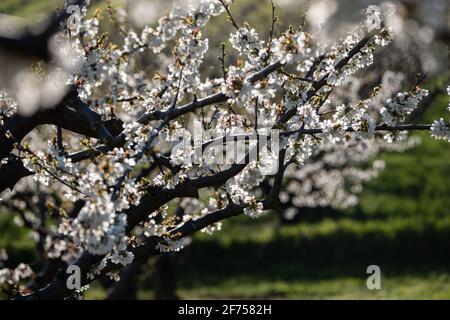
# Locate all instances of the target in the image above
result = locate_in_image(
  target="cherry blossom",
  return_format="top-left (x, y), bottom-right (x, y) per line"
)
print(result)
top-left (0, 0), bottom-right (448, 300)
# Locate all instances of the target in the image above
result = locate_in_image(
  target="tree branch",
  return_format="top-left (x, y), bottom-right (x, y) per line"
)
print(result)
top-left (0, 0), bottom-right (87, 61)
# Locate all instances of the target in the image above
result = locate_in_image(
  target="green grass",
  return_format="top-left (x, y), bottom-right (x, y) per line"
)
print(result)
top-left (177, 273), bottom-right (450, 299)
top-left (0, 0), bottom-right (64, 19)
top-left (83, 273), bottom-right (450, 299)
top-left (0, 211), bottom-right (37, 266)
top-left (106, 215), bottom-right (449, 300)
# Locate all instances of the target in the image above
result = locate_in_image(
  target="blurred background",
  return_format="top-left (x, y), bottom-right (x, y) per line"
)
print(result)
top-left (0, 0), bottom-right (449, 299)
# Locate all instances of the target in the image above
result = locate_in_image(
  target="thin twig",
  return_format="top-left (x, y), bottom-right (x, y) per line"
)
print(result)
top-left (219, 0), bottom-right (239, 30)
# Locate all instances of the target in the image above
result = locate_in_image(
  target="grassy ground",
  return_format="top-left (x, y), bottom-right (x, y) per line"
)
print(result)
top-left (84, 273), bottom-right (450, 300)
top-left (0, 0), bottom-right (63, 19)
top-left (163, 274), bottom-right (450, 299)
top-left (163, 217), bottom-right (450, 300)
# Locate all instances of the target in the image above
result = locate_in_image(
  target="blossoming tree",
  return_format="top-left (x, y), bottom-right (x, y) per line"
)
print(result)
top-left (0, 0), bottom-right (449, 299)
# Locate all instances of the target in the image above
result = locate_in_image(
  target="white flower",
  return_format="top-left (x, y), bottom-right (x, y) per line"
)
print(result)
top-left (201, 222), bottom-right (222, 235)
top-left (381, 89), bottom-right (428, 125)
top-left (156, 238), bottom-right (191, 252)
top-left (106, 271), bottom-right (120, 282)
top-left (229, 27), bottom-right (263, 58)
top-left (143, 219), bottom-right (161, 237)
top-left (12, 263), bottom-right (33, 282)
top-left (0, 248), bottom-right (8, 262)
top-left (447, 85), bottom-right (450, 111)
top-left (0, 268), bottom-right (12, 285)
top-left (362, 5), bottom-right (383, 32)
top-left (430, 118), bottom-right (450, 142)
top-left (243, 196), bottom-right (264, 218)
top-left (75, 284), bottom-right (90, 293)
top-left (374, 28), bottom-right (393, 47)
top-left (110, 250), bottom-right (134, 266)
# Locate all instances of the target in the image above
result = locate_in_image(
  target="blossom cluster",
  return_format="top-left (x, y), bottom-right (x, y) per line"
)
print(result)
top-left (380, 89), bottom-right (429, 126)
